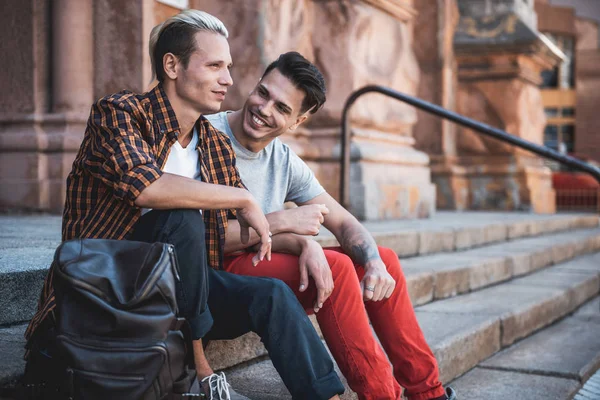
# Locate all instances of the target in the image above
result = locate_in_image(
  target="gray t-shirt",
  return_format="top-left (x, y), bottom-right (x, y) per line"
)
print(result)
top-left (205, 111), bottom-right (325, 214)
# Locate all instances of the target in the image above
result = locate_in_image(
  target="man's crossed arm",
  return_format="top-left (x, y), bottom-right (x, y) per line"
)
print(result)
top-left (224, 191), bottom-right (396, 309)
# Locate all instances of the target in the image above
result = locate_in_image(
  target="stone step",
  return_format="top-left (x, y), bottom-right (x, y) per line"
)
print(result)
top-left (204, 254), bottom-right (600, 398)
top-left (450, 296), bottom-right (600, 399)
top-left (315, 213), bottom-right (599, 258)
top-left (2, 253), bottom-right (599, 398)
top-left (204, 228), bottom-right (600, 373)
top-left (403, 227), bottom-right (600, 306)
top-left (0, 213), bottom-right (598, 326)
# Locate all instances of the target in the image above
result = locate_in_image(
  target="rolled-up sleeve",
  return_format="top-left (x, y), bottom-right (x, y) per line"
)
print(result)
top-left (85, 97), bottom-right (163, 205)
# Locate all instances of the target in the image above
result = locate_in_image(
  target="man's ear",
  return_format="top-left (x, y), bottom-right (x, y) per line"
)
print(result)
top-left (163, 53), bottom-right (179, 80)
top-left (289, 113), bottom-right (309, 131)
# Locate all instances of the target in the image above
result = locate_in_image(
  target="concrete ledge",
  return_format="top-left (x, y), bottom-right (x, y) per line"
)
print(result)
top-left (403, 229), bottom-right (600, 305)
top-left (450, 368), bottom-right (580, 400)
top-left (481, 302), bottom-right (600, 383)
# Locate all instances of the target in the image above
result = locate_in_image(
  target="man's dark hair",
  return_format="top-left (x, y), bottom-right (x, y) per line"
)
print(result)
top-left (150, 10), bottom-right (228, 83)
top-left (262, 52), bottom-right (327, 115)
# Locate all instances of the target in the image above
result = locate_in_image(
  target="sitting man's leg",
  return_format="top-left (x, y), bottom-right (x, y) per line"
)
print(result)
top-left (205, 269), bottom-right (345, 400)
top-left (129, 209), bottom-right (214, 378)
top-left (327, 246), bottom-right (448, 400)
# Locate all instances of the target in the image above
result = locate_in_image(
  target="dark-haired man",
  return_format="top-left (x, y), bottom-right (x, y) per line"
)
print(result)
top-left (23, 11), bottom-right (344, 400)
top-left (207, 52), bottom-right (457, 400)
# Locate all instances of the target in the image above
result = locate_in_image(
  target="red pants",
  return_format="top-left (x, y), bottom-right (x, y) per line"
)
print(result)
top-left (224, 247), bottom-right (445, 400)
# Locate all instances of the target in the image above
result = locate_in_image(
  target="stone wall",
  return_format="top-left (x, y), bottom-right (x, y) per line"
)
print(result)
top-left (194, 0), bottom-right (435, 220)
top-left (444, 0), bottom-right (562, 213)
top-left (0, 0), bottom-right (181, 212)
top-left (575, 49), bottom-right (600, 163)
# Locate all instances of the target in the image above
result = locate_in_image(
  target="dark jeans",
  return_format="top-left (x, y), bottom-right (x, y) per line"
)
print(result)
top-left (130, 209), bottom-right (344, 400)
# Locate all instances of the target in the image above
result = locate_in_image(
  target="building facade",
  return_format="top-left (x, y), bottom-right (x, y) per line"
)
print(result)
top-left (1, 0), bottom-right (597, 219)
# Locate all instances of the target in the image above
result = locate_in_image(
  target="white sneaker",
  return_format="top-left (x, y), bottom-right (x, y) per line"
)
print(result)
top-left (200, 372), bottom-right (250, 400)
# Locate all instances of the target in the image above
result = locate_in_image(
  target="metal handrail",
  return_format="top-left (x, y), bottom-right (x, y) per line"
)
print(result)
top-left (340, 85), bottom-right (600, 209)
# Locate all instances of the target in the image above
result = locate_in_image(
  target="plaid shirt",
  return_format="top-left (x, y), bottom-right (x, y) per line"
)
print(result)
top-left (25, 84), bottom-right (244, 345)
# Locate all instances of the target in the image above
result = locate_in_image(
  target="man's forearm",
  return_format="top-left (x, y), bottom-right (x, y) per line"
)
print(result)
top-left (224, 211), bottom-right (289, 254)
top-left (135, 173), bottom-right (251, 210)
top-left (338, 219), bottom-right (381, 267)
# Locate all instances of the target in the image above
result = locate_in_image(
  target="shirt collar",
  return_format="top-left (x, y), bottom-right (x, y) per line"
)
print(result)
top-left (148, 83), bottom-right (180, 137)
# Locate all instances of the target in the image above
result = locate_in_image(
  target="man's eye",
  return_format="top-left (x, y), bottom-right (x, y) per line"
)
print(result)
top-left (258, 89), bottom-right (267, 98)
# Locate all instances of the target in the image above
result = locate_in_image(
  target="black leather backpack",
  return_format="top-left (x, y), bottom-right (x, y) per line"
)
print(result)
top-left (23, 239), bottom-right (199, 400)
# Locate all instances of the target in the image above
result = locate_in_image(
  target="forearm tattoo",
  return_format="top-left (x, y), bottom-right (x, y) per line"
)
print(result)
top-left (341, 226), bottom-right (380, 265)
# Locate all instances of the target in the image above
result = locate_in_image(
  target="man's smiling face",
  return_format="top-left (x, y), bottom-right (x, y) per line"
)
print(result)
top-left (240, 69), bottom-right (309, 144)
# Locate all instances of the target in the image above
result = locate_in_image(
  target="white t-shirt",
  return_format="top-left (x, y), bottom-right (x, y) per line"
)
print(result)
top-left (205, 111), bottom-right (325, 214)
top-left (142, 127), bottom-right (201, 215)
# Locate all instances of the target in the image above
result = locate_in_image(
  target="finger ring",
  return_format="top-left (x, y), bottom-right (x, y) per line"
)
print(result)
top-left (366, 285), bottom-right (375, 292)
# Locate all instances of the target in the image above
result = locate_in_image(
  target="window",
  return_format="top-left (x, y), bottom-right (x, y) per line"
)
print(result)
top-left (544, 125), bottom-right (559, 150)
top-left (540, 34), bottom-right (575, 89)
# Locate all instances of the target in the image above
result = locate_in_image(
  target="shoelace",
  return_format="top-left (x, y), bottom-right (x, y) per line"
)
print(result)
top-left (201, 372), bottom-right (231, 400)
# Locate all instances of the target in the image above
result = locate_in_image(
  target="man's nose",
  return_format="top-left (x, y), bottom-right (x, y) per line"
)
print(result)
top-left (258, 100), bottom-right (275, 117)
top-left (219, 68), bottom-right (233, 87)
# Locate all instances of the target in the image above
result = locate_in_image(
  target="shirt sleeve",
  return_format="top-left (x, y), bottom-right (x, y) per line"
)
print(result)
top-left (85, 97), bottom-right (163, 206)
top-left (226, 158), bottom-right (247, 220)
top-left (285, 150), bottom-right (325, 204)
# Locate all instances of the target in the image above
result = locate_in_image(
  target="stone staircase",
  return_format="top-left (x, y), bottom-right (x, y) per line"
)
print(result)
top-left (1, 212), bottom-right (600, 399)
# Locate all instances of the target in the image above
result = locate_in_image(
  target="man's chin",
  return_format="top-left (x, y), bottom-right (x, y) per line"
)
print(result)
top-left (199, 103), bottom-right (223, 116)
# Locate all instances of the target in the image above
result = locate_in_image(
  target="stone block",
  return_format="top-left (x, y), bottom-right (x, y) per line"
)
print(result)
top-left (402, 254), bottom-right (472, 299)
top-left (500, 290), bottom-right (571, 346)
top-left (375, 231), bottom-right (420, 258)
top-left (550, 241), bottom-right (577, 264)
top-left (225, 356), bottom-right (357, 400)
top-left (574, 297), bottom-right (600, 320)
top-left (405, 270), bottom-right (434, 306)
top-left (416, 311), bottom-right (501, 384)
top-left (418, 282), bottom-right (572, 347)
top-left (483, 224), bottom-right (508, 244)
top-left (0, 269), bottom-right (48, 325)
top-left (450, 368), bottom-right (580, 400)
top-left (0, 324), bottom-right (27, 386)
top-left (529, 248), bottom-right (555, 272)
top-left (507, 220), bottom-right (533, 239)
top-left (418, 230), bottom-right (455, 255)
top-left (468, 256), bottom-right (511, 291)
top-left (506, 251), bottom-right (533, 276)
top-left (512, 263), bottom-right (600, 312)
top-left (454, 226), bottom-right (486, 250)
top-left (218, 359), bottom-right (292, 400)
top-left (481, 316), bottom-right (600, 382)
top-left (205, 333), bottom-right (267, 371)
top-left (434, 267), bottom-right (471, 300)
top-left (583, 234), bottom-right (600, 253)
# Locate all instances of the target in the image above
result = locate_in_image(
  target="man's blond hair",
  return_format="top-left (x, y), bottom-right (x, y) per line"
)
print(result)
top-left (149, 9), bottom-right (228, 82)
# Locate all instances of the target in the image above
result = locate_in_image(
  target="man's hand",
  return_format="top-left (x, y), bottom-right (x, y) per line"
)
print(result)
top-left (285, 204), bottom-right (329, 236)
top-left (236, 193), bottom-right (271, 264)
top-left (298, 239), bottom-right (334, 313)
top-left (360, 258), bottom-right (395, 302)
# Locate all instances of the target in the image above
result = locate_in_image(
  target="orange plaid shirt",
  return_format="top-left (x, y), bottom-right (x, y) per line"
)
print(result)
top-left (25, 83), bottom-right (244, 345)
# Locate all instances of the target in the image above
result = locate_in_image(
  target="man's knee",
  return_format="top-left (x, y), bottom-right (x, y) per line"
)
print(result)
top-left (378, 246), bottom-right (407, 281)
top-left (250, 278), bottom-right (303, 317)
top-left (259, 278), bottom-right (295, 303)
top-left (325, 251), bottom-right (354, 271)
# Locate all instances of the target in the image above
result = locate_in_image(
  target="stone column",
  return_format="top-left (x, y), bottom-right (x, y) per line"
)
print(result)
top-left (0, 0), bottom-right (93, 212)
top-left (412, 0), bottom-right (465, 210)
top-left (195, 0), bottom-right (435, 220)
top-left (53, 0), bottom-right (94, 113)
top-left (446, 0), bottom-right (563, 213)
top-left (574, 18), bottom-right (600, 163)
